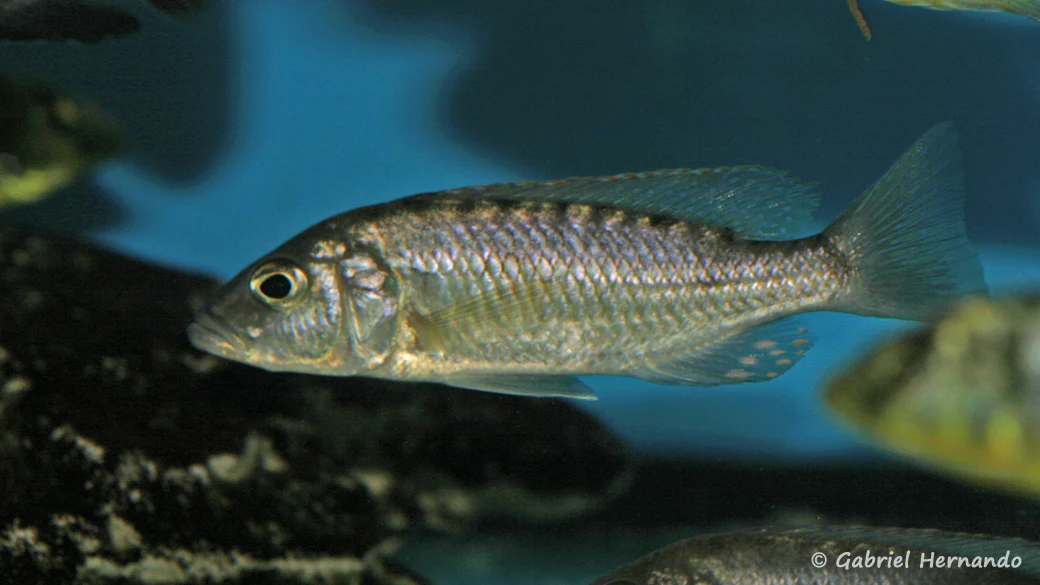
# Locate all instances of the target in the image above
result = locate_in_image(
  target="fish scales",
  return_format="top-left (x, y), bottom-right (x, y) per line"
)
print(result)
top-left (188, 122), bottom-right (986, 399)
top-left (346, 198), bottom-right (845, 374)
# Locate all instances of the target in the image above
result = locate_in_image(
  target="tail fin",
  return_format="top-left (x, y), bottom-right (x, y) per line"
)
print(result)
top-left (825, 122), bottom-right (987, 321)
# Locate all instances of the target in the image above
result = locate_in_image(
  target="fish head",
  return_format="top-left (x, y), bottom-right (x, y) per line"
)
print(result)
top-left (188, 227), bottom-right (401, 376)
top-left (823, 327), bottom-right (934, 430)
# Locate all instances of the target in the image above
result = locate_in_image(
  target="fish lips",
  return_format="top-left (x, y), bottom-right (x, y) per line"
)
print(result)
top-left (187, 310), bottom-right (247, 359)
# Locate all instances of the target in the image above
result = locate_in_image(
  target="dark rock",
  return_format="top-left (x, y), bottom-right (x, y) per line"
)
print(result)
top-left (0, 0), bottom-right (210, 44)
top-left (0, 0), bottom-right (142, 43)
top-left (0, 226), bottom-right (631, 583)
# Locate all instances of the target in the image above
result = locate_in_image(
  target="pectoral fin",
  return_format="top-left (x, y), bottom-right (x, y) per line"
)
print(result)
top-left (411, 278), bottom-right (564, 354)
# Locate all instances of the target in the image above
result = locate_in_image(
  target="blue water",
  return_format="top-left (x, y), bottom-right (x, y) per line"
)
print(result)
top-left (3, 2), bottom-right (1040, 582)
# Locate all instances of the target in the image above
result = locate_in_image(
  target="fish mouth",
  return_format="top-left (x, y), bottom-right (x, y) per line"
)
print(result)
top-left (187, 310), bottom-right (247, 358)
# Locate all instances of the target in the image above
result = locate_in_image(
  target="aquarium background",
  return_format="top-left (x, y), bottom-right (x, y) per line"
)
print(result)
top-left (1, 1), bottom-right (1039, 583)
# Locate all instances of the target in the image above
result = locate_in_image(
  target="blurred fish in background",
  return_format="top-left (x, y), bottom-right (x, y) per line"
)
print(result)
top-left (589, 525), bottom-right (1040, 585)
top-left (826, 293), bottom-right (1040, 500)
top-left (0, 72), bottom-right (121, 208)
top-left (0, 0), bottom-right (210, 43)
top-left (848, 0), bottom-right (1040, 39)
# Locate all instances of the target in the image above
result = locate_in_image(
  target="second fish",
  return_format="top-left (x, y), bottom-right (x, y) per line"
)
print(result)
top-left (189, 122), bottom-right (986, 399)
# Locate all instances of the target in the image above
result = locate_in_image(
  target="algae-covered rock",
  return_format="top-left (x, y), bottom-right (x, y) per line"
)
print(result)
top-left (0, 226), bottom-right (631, 584)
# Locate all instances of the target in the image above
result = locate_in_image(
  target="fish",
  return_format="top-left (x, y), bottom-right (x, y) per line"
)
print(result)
top-left (0, 73), bottom-right (121, 207)
top-left (825, 292), bottom-right (1040, 499)
top-left (848, 0), bottom-right (1040, 40)
top-left (188, 122), bottom-right (986, 400)
top-left (0, 0), bottom-right (210, 43)
top-left (589, 525), bottom-right (1040, 585)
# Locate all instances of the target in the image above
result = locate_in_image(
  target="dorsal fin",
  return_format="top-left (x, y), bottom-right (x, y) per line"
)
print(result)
top-left (412, 165), bottom-right (821, 240)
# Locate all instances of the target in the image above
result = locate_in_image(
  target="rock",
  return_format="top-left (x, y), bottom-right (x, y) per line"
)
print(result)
top-left (0, 226), bottom-right (631, 584)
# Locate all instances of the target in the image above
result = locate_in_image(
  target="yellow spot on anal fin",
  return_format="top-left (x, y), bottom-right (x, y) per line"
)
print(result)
top-left (643, 320), bottom-right (814, 385)
top-left (986, 410), bottom-right (1024, 467)
top-left (847, 0), bottom-right (873, 40)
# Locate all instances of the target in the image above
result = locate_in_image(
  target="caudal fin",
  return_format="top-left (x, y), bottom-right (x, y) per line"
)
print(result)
top-left (824, 122), bottom-right (987, 321)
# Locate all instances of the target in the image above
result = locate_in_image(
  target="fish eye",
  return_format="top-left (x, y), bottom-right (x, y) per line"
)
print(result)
top-left (260, 273), bottom-right (292, 298)
top-left (249, 260), bottom-right (308, 306)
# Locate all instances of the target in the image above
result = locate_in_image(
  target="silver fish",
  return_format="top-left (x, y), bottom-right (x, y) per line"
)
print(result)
top-left (188, 122), bottom-right (985, 399)
top-left (589, 525), bottom-right (1040, 585)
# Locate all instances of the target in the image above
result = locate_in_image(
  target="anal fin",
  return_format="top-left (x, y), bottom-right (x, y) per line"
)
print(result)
top-left (635, 319), bottom-right (815, 386)
top-left (444, 373), bottom-right (597, 400)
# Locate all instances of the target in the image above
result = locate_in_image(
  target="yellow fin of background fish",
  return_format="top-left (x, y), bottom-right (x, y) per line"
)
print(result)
top-left (0, 73), bottom-right (121, 207)
top-left (427, 165), bottom-right (822, 240)
top-left (0, 166), bottom-right (75, 204)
